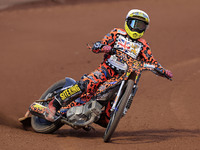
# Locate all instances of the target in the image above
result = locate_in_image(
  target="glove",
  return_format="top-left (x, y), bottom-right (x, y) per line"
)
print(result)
top-left (102, 45), bottom-right (116, 55)
top-left (92, 41), bottom-right (103, 50)
top-left (165, 70), bottom-right (173, 78)
top-left (102, 45), bottom-right (112, 53)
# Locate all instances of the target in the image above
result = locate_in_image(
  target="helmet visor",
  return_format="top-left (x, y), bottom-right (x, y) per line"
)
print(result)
top-left (127, 19), bottom-right (147, 33)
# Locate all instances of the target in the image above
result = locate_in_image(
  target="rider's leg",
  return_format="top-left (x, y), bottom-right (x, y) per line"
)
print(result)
top-left (44, 82), bottom-right (84, 122)
top-left (44, 63), bottom-right (114, 122)
top-left (59, 93), bottom-right (93, 115)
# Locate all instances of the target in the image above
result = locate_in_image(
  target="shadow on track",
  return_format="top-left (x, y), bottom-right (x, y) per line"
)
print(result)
top-left (54, 128), bottom-right (200, 143)
top-left (55, 128), bottom-right (105, 138)
top-left (111, 129), bottom-right (200, 144)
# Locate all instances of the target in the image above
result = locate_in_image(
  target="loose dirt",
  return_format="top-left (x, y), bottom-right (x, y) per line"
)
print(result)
top-left (0, 0), bottom-right (200, 149)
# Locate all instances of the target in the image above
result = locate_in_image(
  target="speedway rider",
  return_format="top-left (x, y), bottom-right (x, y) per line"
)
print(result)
top-left (31, 9), bottom-right (173, 127)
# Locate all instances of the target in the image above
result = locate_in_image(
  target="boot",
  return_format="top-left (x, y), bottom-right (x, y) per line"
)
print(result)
top-left (44, 97), bottom-right (62, 122)
top-left (29, 96), bottom-right (62, 122)
top-left (44, 83), bottom-right (83, 122)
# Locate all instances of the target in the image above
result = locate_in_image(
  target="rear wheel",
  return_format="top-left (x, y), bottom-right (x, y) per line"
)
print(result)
top-left (103, 79), bottom-right (134, 142)
top-left (31, 79), bottom-right (66, 134)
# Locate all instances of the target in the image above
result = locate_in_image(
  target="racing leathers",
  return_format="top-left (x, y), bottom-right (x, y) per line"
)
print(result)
top-left (37, 27), bottom-right (172, 125)
top-left (56, 28), bottom-right (170, 127)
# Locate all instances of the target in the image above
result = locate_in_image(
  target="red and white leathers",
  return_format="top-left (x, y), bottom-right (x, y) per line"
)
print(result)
top-left (59, 28), bottom-right (169, 127)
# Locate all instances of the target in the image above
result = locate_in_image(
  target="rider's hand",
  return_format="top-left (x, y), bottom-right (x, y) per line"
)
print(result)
top-left (102, 45), bottom-right (116, 55)
top-left (102, 45), bottom-right (112, 53)
top-left (92, 41), bottom-right (103, 50)
top-left (165, 70), bottom-right (173, 78)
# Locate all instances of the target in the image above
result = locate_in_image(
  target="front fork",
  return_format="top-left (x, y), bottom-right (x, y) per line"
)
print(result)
top-left (123, 73), bottom-right (141, 115)
top-left (110, 80), bottom-right (125, 112)
top-left (123, 85), bottom-right (138, 115)
top-left (110, 72), bottom-right (141, 114)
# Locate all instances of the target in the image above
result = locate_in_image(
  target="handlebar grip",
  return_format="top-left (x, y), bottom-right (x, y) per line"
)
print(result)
top-left (154, 68), bottom-right (172, 81)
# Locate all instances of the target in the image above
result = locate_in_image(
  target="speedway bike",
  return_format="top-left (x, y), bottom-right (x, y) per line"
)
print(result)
top-left (19, 48), bottom-right (171, 142)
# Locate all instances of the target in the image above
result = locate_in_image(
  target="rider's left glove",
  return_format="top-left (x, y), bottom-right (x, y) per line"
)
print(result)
top-left (165, 70), bottom-right (173, 78)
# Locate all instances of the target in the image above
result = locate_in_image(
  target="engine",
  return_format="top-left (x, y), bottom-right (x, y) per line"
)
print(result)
top-left (66, 100), bottom-right (102, 124)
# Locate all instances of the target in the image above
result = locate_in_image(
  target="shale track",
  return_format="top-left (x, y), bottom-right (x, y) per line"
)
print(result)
top-left (0, 0), bottom-right (200, 149)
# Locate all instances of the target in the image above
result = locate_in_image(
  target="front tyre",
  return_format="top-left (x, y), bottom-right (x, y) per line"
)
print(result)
top-left (31, 79), bottom-right (66, 134)
top-left (103, 79), bottom-right (134, 142)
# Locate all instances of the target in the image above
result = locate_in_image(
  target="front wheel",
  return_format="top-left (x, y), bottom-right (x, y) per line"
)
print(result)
top-left (31, 79), bottom-right (66, 134)
top-left (103, 79), bottom-right (134, 142)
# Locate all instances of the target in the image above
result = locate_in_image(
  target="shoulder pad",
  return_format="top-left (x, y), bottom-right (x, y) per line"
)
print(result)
top-left (111, 28), bottom-right (127, 35)
top-left (117, 28), bottom-right (127, 35)
top-left (138, 38), bottom-right (147, 44)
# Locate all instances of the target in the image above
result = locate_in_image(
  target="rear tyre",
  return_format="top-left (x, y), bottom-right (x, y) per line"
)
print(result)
top-left (31, 79), bottom-right (65, 134)
top-left (103, 79), bottom-right (134, 142)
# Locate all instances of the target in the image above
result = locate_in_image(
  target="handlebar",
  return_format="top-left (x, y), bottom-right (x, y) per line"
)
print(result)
top-left (154, 67), bottom-right (172, 81)
top-left (112, 49), bottom-right (173, 81)
top-left (87, 44), bottom-right (172, 81)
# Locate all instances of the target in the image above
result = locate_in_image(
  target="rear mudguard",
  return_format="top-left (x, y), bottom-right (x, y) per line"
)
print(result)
top-left (62, 77), bottom-right (76, 90)
top-left (19, 77), bottom-right (75, 128)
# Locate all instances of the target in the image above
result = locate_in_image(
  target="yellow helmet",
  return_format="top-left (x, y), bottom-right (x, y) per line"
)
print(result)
top-left (125, 9), bottom-right (150, 39)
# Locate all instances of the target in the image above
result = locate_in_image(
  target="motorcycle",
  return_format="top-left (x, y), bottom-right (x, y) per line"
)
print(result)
top-left (19, 48), bottom-right (172, 142)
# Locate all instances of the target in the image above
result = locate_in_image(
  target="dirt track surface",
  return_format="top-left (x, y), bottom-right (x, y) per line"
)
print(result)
top-left (0, 0), bottom-right (200, 149)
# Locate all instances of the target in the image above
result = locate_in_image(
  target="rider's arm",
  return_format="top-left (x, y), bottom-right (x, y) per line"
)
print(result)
top-left (139, 40), bottom-right (167, 75)
top-left (141, 45), bottom-right (173, 78)
top-left (92, 28), bottom-right (118, 53)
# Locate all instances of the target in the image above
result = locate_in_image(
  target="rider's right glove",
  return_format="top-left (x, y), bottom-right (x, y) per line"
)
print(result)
top-left (92, 41), bottom-right (103, 51)
top-left (102, 45), bottom-right (115, 55)
top-left (102, 45), bottom-right (112, 53)
top-left (92, 41), bottom-right (115, 54)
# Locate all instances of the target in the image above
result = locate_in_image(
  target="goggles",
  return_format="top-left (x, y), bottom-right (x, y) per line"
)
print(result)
top-left (127, 18), bottom-right (147, 33)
